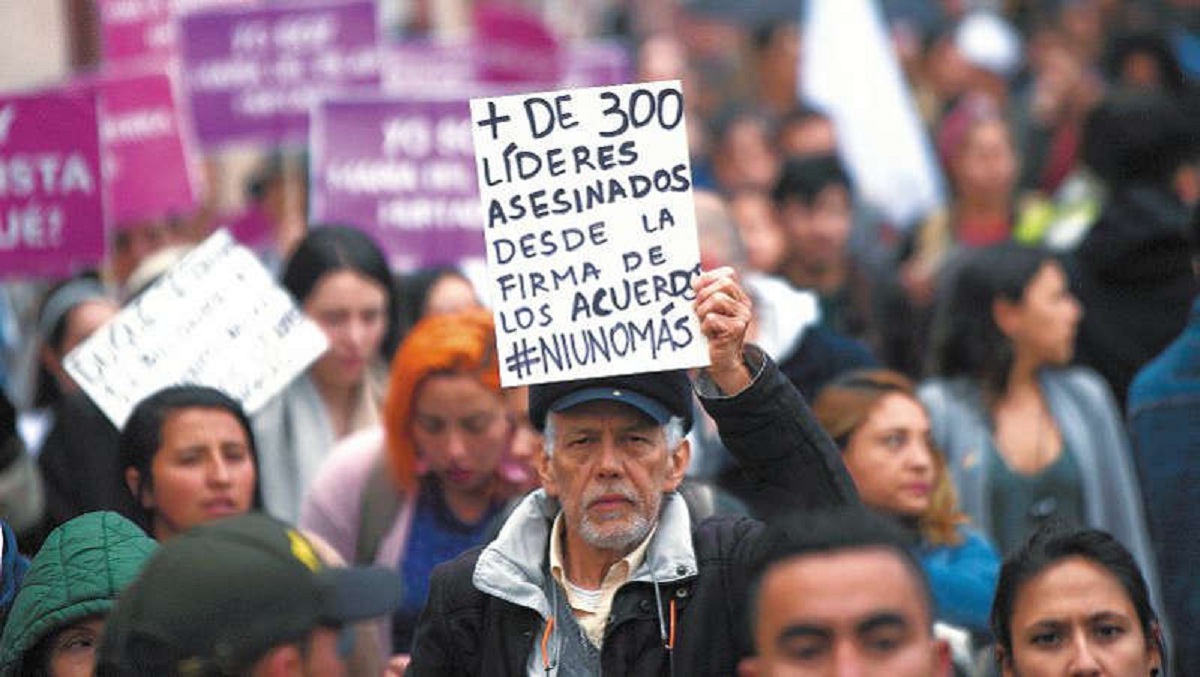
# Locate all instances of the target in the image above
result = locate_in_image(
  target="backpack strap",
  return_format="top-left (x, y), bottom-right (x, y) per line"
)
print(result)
top-left (356, 452), bottom-right (404, 565)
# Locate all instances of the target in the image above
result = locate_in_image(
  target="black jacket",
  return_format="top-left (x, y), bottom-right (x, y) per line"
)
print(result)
top-left (1070, 185), bottom-right (1197, 404)
top-left (408, 348), bottom-right (858, 675)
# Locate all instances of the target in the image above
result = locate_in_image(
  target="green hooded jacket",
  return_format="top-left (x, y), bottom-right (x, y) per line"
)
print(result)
top-left (0, 511), bottom-right (156, 676)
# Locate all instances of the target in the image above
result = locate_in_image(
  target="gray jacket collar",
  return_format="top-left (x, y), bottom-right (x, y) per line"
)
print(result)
top-left (472, 490), bottom-right (697, 619)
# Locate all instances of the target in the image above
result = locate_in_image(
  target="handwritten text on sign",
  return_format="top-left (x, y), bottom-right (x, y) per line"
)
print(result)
top-left (470, 80), bottom-right (708, 386)
top-left (65, 229), bottom-right (328, 427)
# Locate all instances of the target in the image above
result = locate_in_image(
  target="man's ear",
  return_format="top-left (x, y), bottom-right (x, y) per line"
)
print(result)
top-left (736, 656), bottom-right (759, 677)
top-left (124, 468), bottom-right (152, 510)
top-left (537, 445), bottom-right (558, 497)
top-left (663, 439), bottom-right (690, 492)
top-left (933, 638), bottom-right (952, 677)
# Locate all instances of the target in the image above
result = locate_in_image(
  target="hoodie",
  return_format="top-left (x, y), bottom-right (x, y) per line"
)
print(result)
top-left (1070, 185), bottom-right (1198, 403)
top-left (0, 522), bottom-right (28, 629)
top-left (0, 512), bottom-right (156, 676)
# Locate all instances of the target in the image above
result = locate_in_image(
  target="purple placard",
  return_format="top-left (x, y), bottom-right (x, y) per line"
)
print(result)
top-left (380, 39), bottom-right (477, 96)
top-left (561, 40), bottom-right (632, 88)
top-left (0, 91), bottom-right (105, 279)
top-left (179, 0), bottom-right (380, 148)
top-left (474, 4), bottom-right (562, 85)
top-left (97, 68), bottom-right (198, 227)
top-left (382, 39), bottom-right (631, 94)
top-left (310, 97), bottom-right (483, 270)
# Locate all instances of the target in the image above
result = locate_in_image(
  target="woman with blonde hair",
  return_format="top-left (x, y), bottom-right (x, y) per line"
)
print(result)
top-left (814, 368), bottom-right (1000, 635)
top-left (300, 307), bottom-right (516, 654)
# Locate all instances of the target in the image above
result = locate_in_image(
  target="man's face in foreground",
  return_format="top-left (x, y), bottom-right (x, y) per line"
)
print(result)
top-left (541, 400), bottom-right (687, 553)
top-left (740, 547), bottom-right (948, 677)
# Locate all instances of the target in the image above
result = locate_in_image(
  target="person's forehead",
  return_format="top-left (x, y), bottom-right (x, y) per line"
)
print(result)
top-left (760, 548), bottom-right (931, 629)
top-left (551, 399), bottom-right (658, 428)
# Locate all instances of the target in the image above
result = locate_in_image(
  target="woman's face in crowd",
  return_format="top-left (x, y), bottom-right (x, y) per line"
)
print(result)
top-left (500, 386), bottom-right (542, 491)
top-left (46, 300), bottom-right (119, 394)
top-left (61, 300), bottom-right (118, 356)
top-left (842, 393), bottom-right (936, 518)
top-left (45, 617), bottom-right (103, 677)
top-left (135, 407), bottom-right (256, 540)
top-left (953, 118), bottom-right (1017, 202)
top-left (730, 192), bottom-right (786, 274)
top-left (304, 270), bottom-right (388, 393)
top-left (1001, 556), bottom-right (1161, 677)
top-left (411, 374), bottom-right (510, 499)
top-left (998, 262), bottom-right (1083, 368)
top-left (424, 274), bottom-right (479, 317)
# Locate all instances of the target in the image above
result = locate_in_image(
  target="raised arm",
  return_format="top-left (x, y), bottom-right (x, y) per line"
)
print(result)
top-left (691, 267), bottom-right (859, 516)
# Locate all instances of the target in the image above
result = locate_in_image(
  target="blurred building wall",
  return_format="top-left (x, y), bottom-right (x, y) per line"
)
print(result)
top-left (0, 2), bottom-right (71, 91)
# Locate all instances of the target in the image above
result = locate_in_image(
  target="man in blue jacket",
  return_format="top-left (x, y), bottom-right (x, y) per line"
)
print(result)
top-left (1127, 206), bottom-right (1200, 676)
top-left (408, 268), bottom-right (859, 675)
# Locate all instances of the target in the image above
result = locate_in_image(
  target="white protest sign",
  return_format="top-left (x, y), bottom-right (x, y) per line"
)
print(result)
top-left (470, 80), bottom-right (708, 387)
top-left (64, 229), bottom-right (329, 427)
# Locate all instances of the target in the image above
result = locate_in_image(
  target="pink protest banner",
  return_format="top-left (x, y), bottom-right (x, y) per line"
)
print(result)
top-left (98, 0), bottom-right (175, 63)
top-left (474, 4), bottom-right (562, 84)
top-left (179, 0), bottom-right (381, 148)
top-left (0, 91), bottom-right (105, 279)
top-left (96, 68), bottom-right (199, 228)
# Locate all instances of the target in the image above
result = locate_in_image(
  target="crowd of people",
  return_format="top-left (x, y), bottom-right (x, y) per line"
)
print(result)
top-left (0, 0), bottom-right (1198, 675)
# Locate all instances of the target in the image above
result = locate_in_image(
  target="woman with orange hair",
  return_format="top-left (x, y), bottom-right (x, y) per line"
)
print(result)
top-left (300, 307), bottom-right (515, 654)
top-left (813, 369), bottom-right (1000, 636)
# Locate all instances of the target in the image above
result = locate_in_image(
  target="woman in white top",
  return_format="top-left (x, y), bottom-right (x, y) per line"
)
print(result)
top-left (254, 225), bottom-right (396, 522)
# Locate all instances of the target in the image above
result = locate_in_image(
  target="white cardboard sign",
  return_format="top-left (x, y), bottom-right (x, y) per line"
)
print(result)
top-left (65, 229), bottom-right (329, 427)
top-left (470, 80), bottom-right (709, 386)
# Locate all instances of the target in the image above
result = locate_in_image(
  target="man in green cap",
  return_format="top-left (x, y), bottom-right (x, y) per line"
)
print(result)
top-left (96, 512), bottom-right (402, 677)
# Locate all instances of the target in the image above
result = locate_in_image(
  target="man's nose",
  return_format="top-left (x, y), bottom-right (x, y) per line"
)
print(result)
top-left (832, 639), bottom-right (866, 677)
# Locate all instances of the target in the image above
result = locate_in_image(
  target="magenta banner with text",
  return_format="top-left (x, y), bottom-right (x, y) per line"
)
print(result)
top-left (0, 91), bottom-right (105, 278)
top-left (98, 68), bottom-right (198, 228)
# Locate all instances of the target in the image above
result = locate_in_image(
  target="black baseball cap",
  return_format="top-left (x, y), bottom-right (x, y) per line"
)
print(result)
top-left (528, 369), bottom-right (694, 433)
top-left (97, 512), bottom-right (402, 675)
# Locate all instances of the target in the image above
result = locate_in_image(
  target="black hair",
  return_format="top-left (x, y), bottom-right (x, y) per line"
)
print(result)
top-left (393, 266), bottom-right (472, 339)
top-left (990, 525), bottom-right (1165, 671)
top-left (1103, 31), bottom-right (1187, 94)
top-left (745, 508), bottom-right (932, 638)
top-left (771, 153), bottom-right (854, 207)
top-left (22, 614), bottom-right (106, 677)
top-left (1082, 91), bottom-right (1198, 190)
top-left (927, 242), bottom-right (1058, 396)
top-left (118, 385), bottom-right (262, 532)
top-left (778, 101), bottom-right (830, 128)
top-left (281, 225), bottom-right (398, 359)
top-left (709, 106), bottom-right (776, 149)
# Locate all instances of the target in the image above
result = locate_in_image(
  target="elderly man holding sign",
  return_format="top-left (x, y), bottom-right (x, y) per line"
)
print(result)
top-left (407, 266), bottom-right (859, 675)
